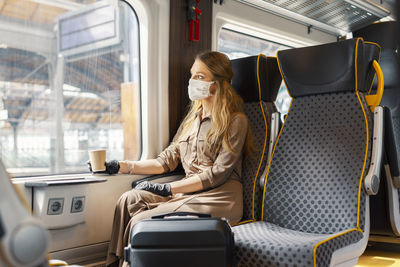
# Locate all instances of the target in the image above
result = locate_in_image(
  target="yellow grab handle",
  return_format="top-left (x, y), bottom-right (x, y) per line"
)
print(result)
top-left (365, 60), bottom-right (384, 112)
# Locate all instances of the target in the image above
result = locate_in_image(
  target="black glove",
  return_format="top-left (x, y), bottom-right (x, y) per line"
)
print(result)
top-left (135, 181), bottom-right (172, 197)
top-left (105, 160), bottom-right (120, 175)
top-left (87, 160), bottom-right (120, 175)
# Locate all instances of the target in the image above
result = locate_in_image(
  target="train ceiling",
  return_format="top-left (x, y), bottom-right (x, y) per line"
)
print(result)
top-left (237, 0), bottom-right (396, 36)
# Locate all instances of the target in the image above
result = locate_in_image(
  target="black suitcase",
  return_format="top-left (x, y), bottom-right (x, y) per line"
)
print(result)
top-left (124, 212), bottom-right (234, 267)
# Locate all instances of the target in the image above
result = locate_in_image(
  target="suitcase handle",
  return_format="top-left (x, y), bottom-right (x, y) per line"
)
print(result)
top-left (151, 212), bottom-right (212, 219)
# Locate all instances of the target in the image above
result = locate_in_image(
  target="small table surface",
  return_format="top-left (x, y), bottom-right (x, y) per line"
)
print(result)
top-left (24, 176), bottom-right (107, 187)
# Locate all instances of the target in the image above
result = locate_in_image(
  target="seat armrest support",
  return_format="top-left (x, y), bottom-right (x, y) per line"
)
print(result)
top-left (364, 106), bottom-right (384, 195)
top-left (383, 107), bottom-right (400, 188)
top-left (260, 112), bottom-right (280, 189)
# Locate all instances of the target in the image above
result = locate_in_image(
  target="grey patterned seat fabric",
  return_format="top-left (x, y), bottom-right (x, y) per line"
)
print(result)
top-left (231, 55), bottom-right (282, 222)
top-left (233, 38), bottom-right (380, 267)
top-left (354, 22), bottom-right (400, 237)
top-left (234, 221), bottom-right (363, 267)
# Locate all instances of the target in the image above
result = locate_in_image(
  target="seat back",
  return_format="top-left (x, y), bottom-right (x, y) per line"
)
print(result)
top-left (261, 38), bottom-right (378, 234)
top-left (231, 55), bottom-right (281, 222)
top-left (354, 21), bottom-right (400, 236)
top-left (355, 22), bottom-right (400, 183)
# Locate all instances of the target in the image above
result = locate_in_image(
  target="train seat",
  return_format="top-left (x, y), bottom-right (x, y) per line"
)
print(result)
top-left (231, 55), bottom-right (282, 223)
top-left (354, 21), bottom-right (400, 237)
top-left (232, 38), bottom-right (382, 267)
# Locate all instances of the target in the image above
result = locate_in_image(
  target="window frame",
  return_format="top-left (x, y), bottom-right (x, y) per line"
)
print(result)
top-left (124, 0), bottom-right (170, 163)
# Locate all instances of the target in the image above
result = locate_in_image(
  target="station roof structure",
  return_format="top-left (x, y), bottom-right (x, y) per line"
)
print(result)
top-left (0, 0), bottom-right (124, 130)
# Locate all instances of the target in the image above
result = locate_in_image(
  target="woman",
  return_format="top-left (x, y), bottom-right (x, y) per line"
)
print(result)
top-left (106, 51), bottom-right (252, 267)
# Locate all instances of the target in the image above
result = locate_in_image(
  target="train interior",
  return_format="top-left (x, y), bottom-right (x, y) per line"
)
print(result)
top-left (0, 0), bottom-right (400, 266)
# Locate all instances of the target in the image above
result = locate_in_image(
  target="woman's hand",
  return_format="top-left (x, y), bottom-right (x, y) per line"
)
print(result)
top-left (87, 160), bottom-right (120, 175)
top-left (135, 181), bottom-right (172, 196)
top-left (105, 160), bottom-right (120, 174)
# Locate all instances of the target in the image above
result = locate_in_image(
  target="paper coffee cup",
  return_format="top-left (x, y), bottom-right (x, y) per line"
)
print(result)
top-left (89, 150), bottom-right (106, 172)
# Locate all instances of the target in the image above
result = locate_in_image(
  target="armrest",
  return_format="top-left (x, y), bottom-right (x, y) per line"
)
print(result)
top-left (364, 106), bottom-right (384, 195)
top-left (131, 168), bottom-right (185, 188)
top-left (383, 107), bottom-right (400, 188)
top-left (259, 112), bottom-right (280, 189)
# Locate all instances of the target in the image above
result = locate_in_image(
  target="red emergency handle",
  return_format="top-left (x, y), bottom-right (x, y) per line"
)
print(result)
top-left (189, 2), bottom-right (201, 41)
top-left (189, 19), bottom-right (200, 41)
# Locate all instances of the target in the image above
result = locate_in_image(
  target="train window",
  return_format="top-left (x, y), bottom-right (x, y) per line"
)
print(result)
top-left (218, 27), bottom-right (292, 116)
top-left (0, 0), bottom-right (141, 176)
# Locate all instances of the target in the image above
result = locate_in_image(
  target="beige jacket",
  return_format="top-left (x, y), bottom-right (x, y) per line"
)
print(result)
top-left (156, 111), bottom-right (248, 190)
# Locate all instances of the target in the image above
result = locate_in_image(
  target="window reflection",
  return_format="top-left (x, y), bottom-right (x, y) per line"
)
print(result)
top-left (0, 0), bottom-right (141, 176)
top-left (218, 28), bottom-right (292, 117)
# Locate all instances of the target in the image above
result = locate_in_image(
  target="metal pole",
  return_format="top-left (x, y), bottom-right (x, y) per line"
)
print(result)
top-left (53, 55), bottom-right (65, 173)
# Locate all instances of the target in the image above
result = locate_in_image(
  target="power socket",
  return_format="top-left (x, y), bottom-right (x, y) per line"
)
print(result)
top-left (71, 196), bottom-right (85, 213)
top-left (47, 198), bottom-right (64, 215)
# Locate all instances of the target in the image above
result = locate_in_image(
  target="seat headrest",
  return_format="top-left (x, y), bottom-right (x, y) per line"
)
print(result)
top-left (354, 22), bottom-right (400, 92)
top-left (277, 38), bottom-right (379, 98)
top-left (354, 21), bottom-right (399, 51)
top-left (377, 50), bottom-right (400, 91)
top-left (231, 55), bottom-right (282, 102)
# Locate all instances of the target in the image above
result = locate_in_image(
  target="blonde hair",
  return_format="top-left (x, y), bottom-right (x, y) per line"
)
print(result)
top-left (179, 51), bottom-right (254, 158)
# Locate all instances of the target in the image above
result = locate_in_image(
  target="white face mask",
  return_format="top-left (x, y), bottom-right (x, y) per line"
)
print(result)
top-left (188, 78), bottom-right (214, 101)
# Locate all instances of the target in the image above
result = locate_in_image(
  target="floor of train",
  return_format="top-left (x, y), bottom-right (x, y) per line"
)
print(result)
top-left (357, 246), bottom-right (400, 267)
top-left (80, 243), bottom-right (400, 266)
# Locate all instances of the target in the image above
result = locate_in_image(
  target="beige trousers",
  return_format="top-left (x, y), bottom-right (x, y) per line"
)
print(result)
top-left (106, 179), bottom-right (243, 267)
